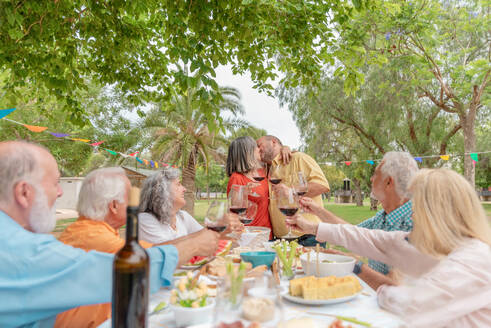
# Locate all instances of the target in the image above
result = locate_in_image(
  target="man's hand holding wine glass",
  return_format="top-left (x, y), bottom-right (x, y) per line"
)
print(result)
top-left (284, 213), bottom-right (319, 236)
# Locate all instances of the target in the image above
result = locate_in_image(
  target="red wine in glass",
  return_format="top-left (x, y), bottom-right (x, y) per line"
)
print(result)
top-left (239, 218), bottom-right (253, 224)
top-left (269, 178), bottom-right (282, 185)
top-left (253, 176), bottom-right (265, 182)
top-left (296, 191), bottom-right (307, 196)
top-left (207, 225), bottom-right (227, 233)
top-left (279, 207), bottom-right (299, 216)
top-left (229, 207), bottom-right (247, 215)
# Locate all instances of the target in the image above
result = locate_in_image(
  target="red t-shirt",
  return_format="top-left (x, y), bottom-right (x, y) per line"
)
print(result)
top-left (227, 169), bottom-right (272, 239)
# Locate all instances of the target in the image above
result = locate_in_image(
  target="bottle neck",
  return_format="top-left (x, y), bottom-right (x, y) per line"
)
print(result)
top-left (125, 206), bottom-right (139, 242)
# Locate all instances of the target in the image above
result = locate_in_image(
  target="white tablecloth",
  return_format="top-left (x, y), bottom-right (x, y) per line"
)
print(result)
top-left (99, 276), bottom-right (402, 328)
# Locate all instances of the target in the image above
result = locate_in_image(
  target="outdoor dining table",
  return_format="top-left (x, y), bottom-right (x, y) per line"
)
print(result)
top-left (99, 274), bottom-right (403, 328)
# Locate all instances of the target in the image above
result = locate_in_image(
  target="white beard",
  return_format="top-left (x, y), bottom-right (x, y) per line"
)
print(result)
top-left (28, 186), bottom-right (57, 233)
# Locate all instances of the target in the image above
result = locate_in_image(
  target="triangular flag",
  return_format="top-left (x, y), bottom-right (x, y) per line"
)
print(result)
top-left (0, 108), bottom-right (16, 119)
top-left (155, 162), bottom-right (159, 168)
top-left (150, 160), bottom-right (155, 168)
top-left (414, 157), bottom-right (422, 163)
top-left (345, 161), bottom-right (352, 166)
top-left (472, 160), bottom-right (476, 167)
top-left (71, 138), bottom-right (90, 143)
top-left (23, 124), bottom-right (48, 133)
top-left (162, 163), bottom-right (169, 167)
top-left (366, 160), bottom-right (374, 165)
top-left (90, 141), bottom-right (104, 146)
top-left (135, 157), bottom-right (143, 164)
top-left (440, 155), bottom-right (450, 161)
top-left (50, 132), bottom-right (70, 138)
top-left (172, 165), bottom-right (177, 168)
top-left (470, 153), bottom-right (478, 162)
top-left (129, 152), bottom-right (139, 156)
top-left (105, 149), bottom-right (118, 155)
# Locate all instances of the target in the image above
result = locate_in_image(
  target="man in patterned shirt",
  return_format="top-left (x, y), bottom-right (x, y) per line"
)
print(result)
top-left (299, 151), bottom-right (418, 290)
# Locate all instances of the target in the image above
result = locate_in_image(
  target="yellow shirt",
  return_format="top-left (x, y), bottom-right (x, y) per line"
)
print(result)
top-left (269, 152), bottom-right (330, 238)
top-left (55, 218), bottom-right (152, 328)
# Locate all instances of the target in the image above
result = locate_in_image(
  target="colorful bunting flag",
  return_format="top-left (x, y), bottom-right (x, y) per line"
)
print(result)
top-left (71, 138), bottom-right (90, 143)
top-left (150, 160), bottom-right (155, 168)
top-left (470, 153), bottom-right (478, 162)
top-left (0, 108), bottom-right (17, 119)
top-left (366, 160), bottom-right (374, 165)
top-left (162, 163), bottom-right (169, 167)
top-left (472, 160), bottom-right (476, 167)
top-left (414, 157), bottom-right (422, 163)
top-left (135, 157), bottom-right (143, 164)
top-left (345, 161), bottom-right (352, 166)
top-left (23, 124), bottom-right (48, 133)
top-left (105, 149), bottom-right (118, 155)
top-left (129, 152), bottom-right (139, 156)
top-left (440, 155), bottom-right (450, 161)
top-left (155, 162), bottom-right (159, 168)
top-left (172, 165), bottom-right (177, 168)
top-left (50, 132), bottom-right (70, 138)
top-left (89, 141), bottom-right (104, 147)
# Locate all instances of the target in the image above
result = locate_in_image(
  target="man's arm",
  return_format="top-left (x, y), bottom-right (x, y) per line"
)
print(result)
top-left (305, 182), bottom-right (330, 199)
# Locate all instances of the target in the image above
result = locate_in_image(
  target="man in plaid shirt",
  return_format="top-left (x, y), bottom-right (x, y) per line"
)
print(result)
top-left (299, 151), bottom-right (418, 290)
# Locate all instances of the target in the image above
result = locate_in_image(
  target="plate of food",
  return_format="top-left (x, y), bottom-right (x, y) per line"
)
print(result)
top-left (283, 275), bottom-right (362, 305)
top-left (205, 257), bottom-right (268, 281)
top-left (180, 240), bottom-right (233, 269)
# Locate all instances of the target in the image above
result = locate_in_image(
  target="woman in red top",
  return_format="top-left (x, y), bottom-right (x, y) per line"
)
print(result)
top-left (226, 136), bottom-right (272, 238)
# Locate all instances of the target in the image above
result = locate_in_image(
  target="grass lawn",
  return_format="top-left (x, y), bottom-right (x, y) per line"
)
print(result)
top-left (483, 203), bottom-right (491, 218)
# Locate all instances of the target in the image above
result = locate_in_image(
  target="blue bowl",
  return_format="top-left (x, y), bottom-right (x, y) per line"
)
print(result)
top-left (240, 251), bottom-right (277, 268)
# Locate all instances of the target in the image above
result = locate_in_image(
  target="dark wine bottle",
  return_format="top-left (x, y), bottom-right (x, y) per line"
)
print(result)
top-left (112, 187), bottom-right (149, 328)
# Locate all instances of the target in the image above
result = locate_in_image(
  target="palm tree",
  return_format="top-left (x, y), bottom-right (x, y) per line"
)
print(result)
top-left (140, 85), bottom-right (244, 215)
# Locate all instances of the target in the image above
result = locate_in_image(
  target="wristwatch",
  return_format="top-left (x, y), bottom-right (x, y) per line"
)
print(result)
top-left (353, 260), bottom-right (364, 275)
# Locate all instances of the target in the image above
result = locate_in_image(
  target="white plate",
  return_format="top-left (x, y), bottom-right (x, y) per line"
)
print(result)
top-left (206, 274), bottom-right (255, 282)
top-left (180, 264), bottom-right (202, 270)
top-left (282, 292), bottom-right (360, 305)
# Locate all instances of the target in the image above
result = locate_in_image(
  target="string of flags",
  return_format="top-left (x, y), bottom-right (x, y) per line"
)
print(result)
top-left (321, 151), bottom-right (489, 167)
top-left (1, 107), bottom-right (489, 170)
top-left (0, 107), bottom-right (179, 169)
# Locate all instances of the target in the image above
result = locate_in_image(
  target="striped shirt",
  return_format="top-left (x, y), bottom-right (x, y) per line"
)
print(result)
top-left (358, 200), bottom-right (413, 274)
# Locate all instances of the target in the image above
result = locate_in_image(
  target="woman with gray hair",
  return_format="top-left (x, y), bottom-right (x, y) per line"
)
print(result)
top-left (138, 168), bottom-right (242, 244)
top-left (138, 168), bottom-right (204, 244)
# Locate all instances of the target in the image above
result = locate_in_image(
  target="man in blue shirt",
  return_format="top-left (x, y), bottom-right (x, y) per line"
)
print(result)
top-left (298, 151), bottom-right (418, 290)
top-left (0, 141), bottom-right (219, 328)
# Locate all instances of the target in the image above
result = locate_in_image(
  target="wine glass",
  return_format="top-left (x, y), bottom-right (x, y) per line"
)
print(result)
top-left (249, 167), bottom-right (265, 197)
top-left (228, 185), bottom-right (248, 220)
top-left (294, 171), bottom-right (308, 197)
top-left (276, 187), bottom-right (299, 240)
top-left (268, 165), bottom-right (282, 185)
top-left (204, 201), bottom-right (228, 233)
top-left (241, 201), bottom-right (257, 225)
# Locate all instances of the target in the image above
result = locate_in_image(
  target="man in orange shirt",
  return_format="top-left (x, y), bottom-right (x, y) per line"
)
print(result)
top-left (55, 167), bottom-right (218, 328)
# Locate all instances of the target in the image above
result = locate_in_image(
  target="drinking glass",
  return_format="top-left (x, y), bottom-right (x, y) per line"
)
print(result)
top-left (276, 187), bottom-right (299, 240)
top-left (241, 201), bottom-right (257, 225)
top-left (294, 171), bottom-right (308, 197)
top-left (228, 185), bottom-right (248, 219)
top-left (249, 168), bottom-right (265, 197)
top-left (204, 201), bottom-right (228, 233)
top-left (268, 165), bottom-right (282, 185)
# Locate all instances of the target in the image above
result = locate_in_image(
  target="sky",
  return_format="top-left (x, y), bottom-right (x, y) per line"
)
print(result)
top-left (214, 66), bottom-right (302, 149)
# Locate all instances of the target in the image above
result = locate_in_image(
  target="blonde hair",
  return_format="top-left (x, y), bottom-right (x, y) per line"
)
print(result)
top-left (409, 168), bottom-right (491, 258)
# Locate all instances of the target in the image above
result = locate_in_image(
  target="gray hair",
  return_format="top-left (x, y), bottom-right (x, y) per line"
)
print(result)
top-left (0, 141), bottom-right (45, 206)
top-left (226, 136), bottom-right (257, 177)
top-left (77, 167), bottom-right (127, 221)
top-left (380, 151), bottom-right (419, 199)
top-left (138, 168), bottom-right (180, 223)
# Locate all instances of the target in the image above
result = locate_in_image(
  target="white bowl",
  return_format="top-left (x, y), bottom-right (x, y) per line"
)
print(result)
top-left (171, 299), bottom-right (215, 328)
top-left (237, 226), bottom-right (270, 248)
top-left (300, 252), bottom-right (356, 277)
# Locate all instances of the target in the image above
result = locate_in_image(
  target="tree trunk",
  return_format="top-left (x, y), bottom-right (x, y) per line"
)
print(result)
top-left (182, 151), bottom-right (197, 216)
top-left (370, 195), bottom-right (378, 211)
top-left (461, 111), bottom-right (476, 187)
top-left (352, 178), bottom-right (363, 207)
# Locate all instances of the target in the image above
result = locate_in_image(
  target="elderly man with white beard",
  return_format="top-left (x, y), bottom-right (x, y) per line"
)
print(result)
top-left (0, 141), bottom-right (219, 328)
top-left (298, 151), bottom-right (418, 290)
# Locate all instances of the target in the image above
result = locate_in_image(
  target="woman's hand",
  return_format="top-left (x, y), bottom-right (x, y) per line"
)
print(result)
top-left (285, 214), bottom-right (319, 236)
top-left (222, 212), bottom-right (245, 235)
top-left (280, 146), bottom-right (292, 164)
top-left (299, 197), bottom-right (324, 216)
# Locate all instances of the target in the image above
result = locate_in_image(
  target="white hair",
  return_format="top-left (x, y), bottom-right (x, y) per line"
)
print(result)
top-left (77, 167), bottom-right (128, 221)
top-left (0, 142), bottom-right (44, 206)
top-left (380, 151), bottom-right (419, 199)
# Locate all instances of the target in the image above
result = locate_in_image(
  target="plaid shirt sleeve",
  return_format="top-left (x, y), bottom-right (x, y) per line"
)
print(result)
top-left (358, 211), bottom-right (383, 229)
